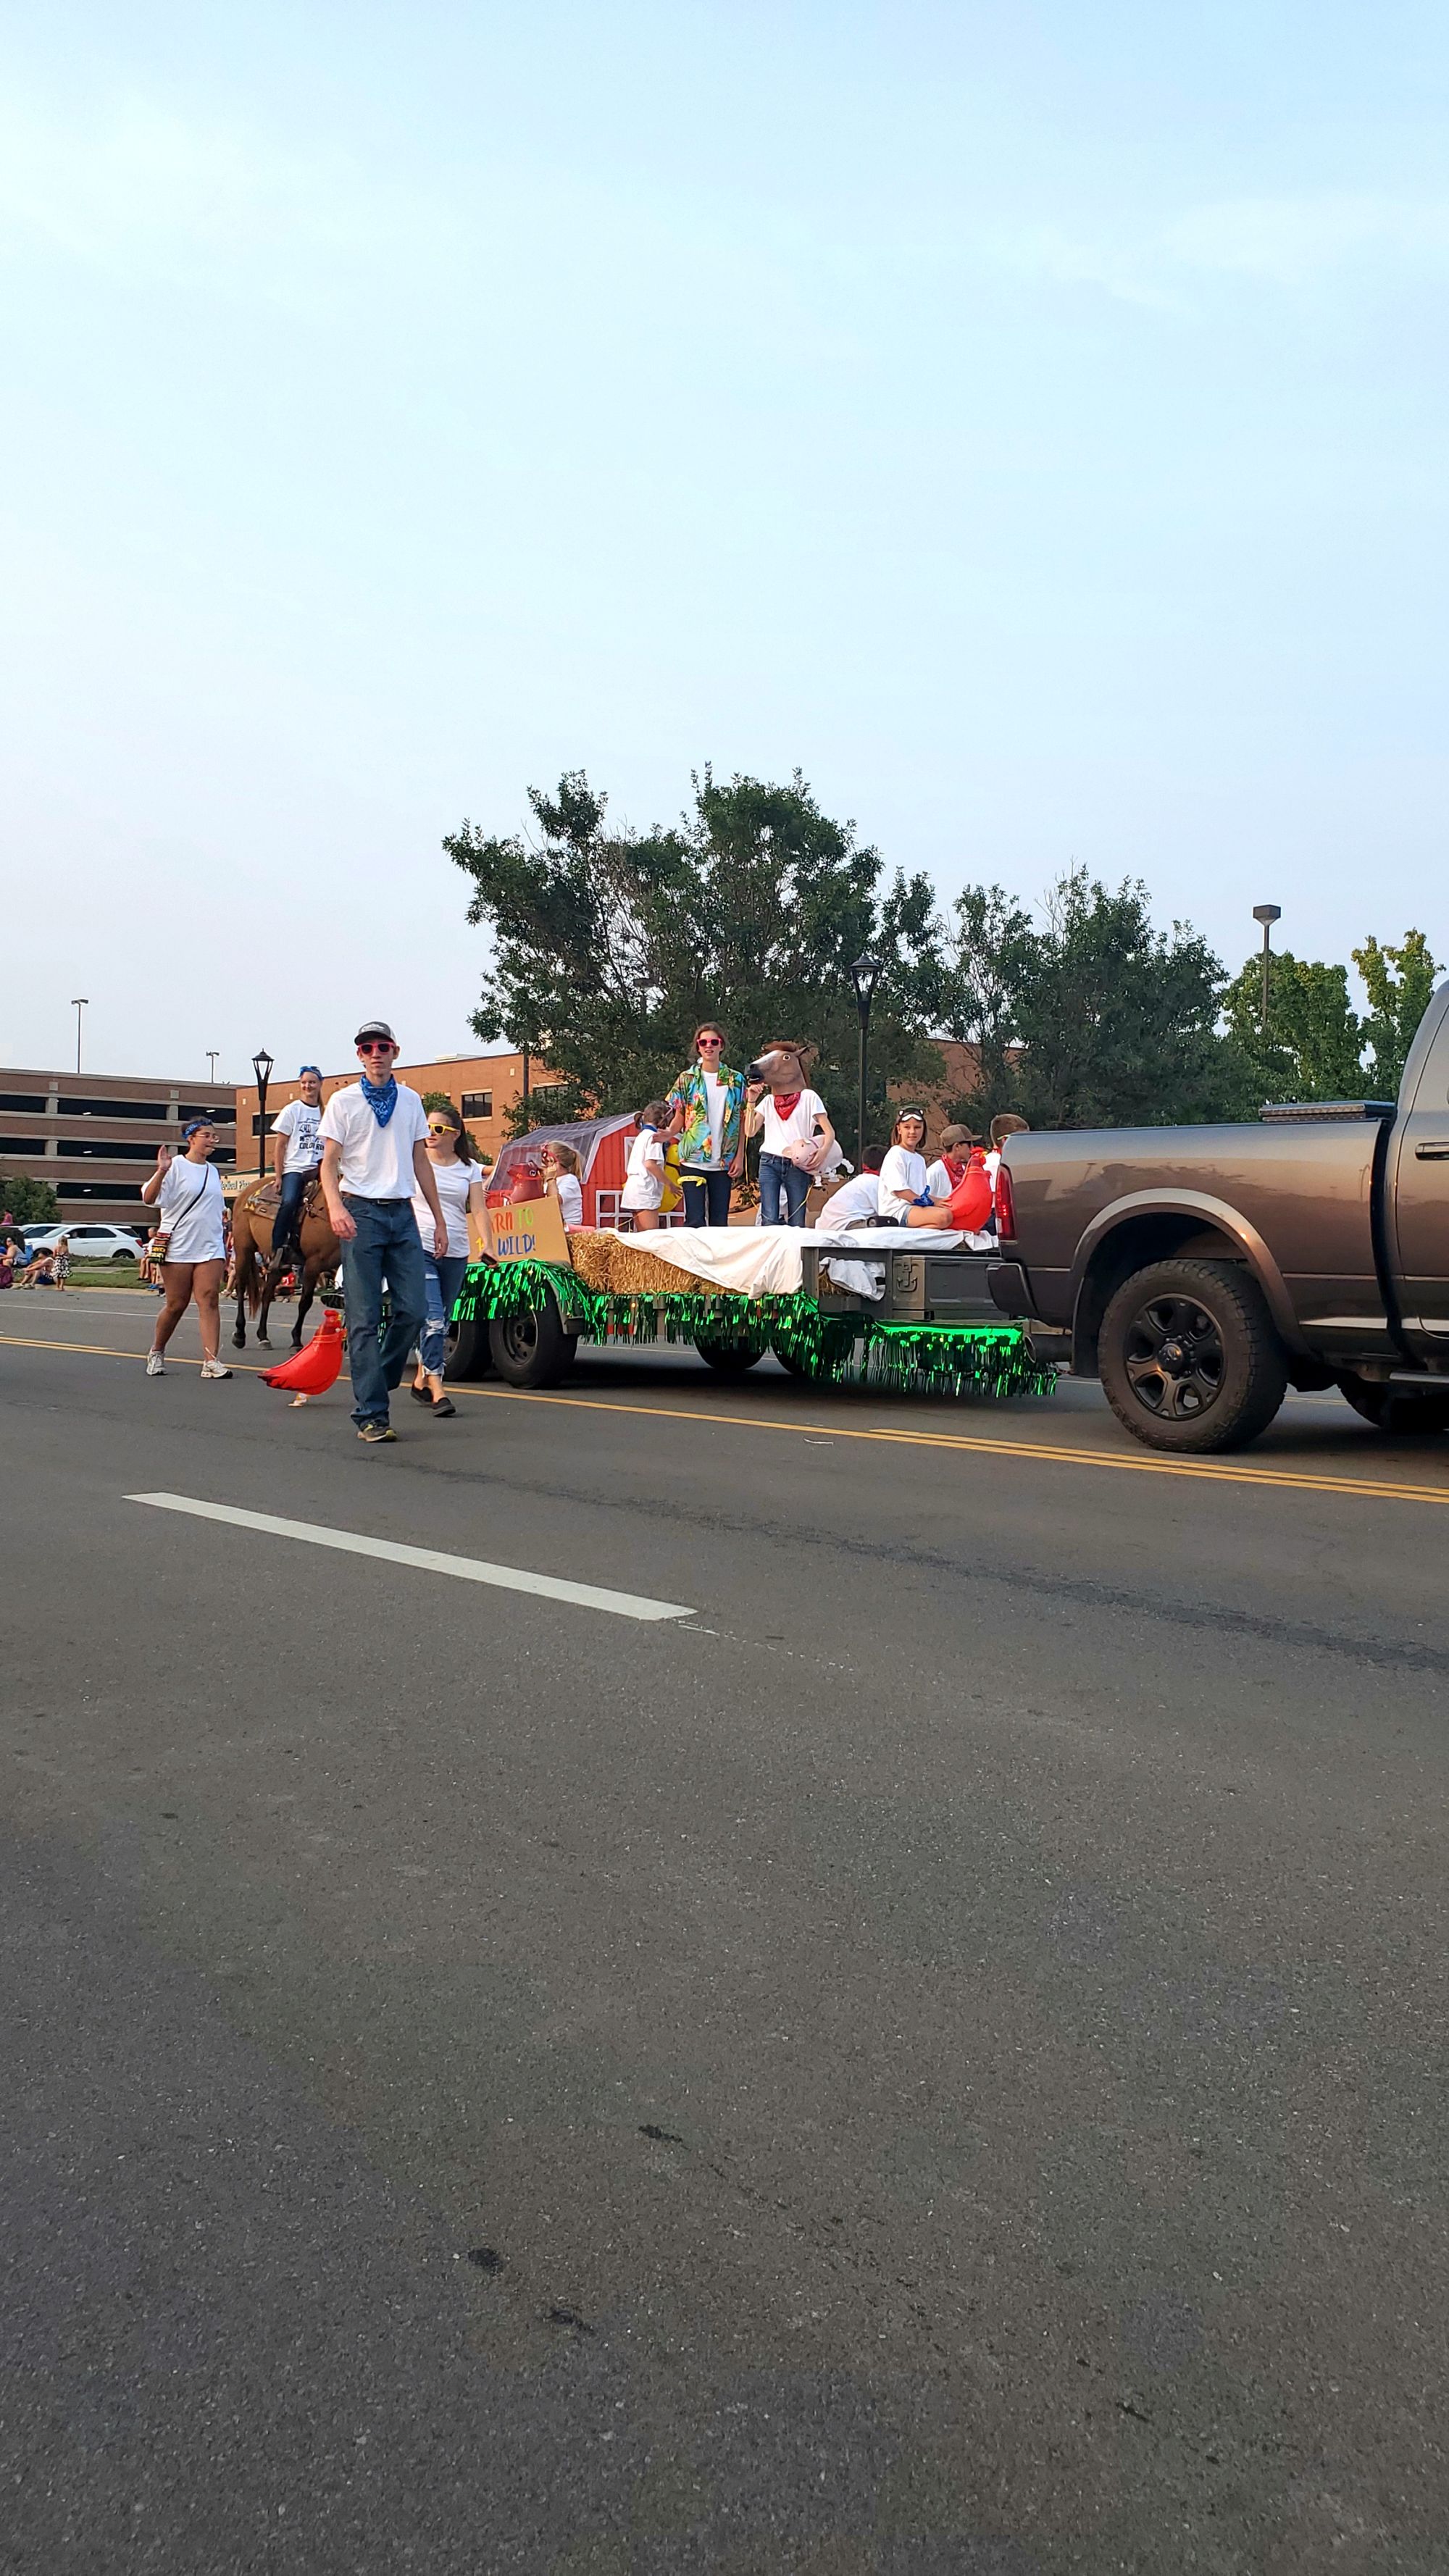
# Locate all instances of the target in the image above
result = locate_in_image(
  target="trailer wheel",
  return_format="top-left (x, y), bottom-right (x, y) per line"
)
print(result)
top-left (693, 1331), bottom-right (766, 1376)
top-left (772, 1320), bottom-right (858, 1382)
top-left (1337, 1377), bottom-right (1449, 1434)
top-left (445, 1316), bottom-right (494, 1380)
top-left (488, 1299), bottom-right (578, 1389)
top-left (1099, 1259), bottom-right (1287, 1453)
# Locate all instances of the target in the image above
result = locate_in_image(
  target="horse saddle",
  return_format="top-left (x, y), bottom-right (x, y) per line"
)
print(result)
top-left (243, 1175), bottom-right (325, 1223)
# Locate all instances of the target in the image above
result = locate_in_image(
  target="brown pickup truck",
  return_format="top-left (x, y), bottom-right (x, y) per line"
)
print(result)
top-left (989, 978), bottom-right (1449, 1451)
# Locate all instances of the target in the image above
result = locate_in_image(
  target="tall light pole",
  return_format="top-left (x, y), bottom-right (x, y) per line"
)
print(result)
top-left (1252, 906), bottom-right (1282, 1034)
top-left (206, 1050), bottom-right (220, 1084)
top-left (849, 953), bottom-right (884, 1166)
top-left (70, 998), bottom-right (88, 1074)
top-left (251, 1047), bottom-right (274, 1179)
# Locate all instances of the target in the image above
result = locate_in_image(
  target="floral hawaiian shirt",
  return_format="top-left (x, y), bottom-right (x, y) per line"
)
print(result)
top-left (667, 1061), bottom-right (746, 1168)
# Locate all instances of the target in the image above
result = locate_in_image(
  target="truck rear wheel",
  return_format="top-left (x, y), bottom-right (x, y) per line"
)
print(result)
top-left (1337, 1377), bottom-right (1449, 1434)
top-left (1099, 1259), bottom-right (1287, 1453)
top-left (487, 1300), bottom-right (578, 1389)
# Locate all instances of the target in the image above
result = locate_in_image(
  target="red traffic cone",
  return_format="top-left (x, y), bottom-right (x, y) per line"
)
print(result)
top-left (262, 1306), bottom-right (346, 1397)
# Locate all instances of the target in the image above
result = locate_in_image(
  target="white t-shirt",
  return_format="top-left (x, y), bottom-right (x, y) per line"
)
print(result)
top-left (817, 1172), bottom-right (880, 1228)
top-left (878, 1145), bottom-right (930, 1222)
top-left (412, 1155), bottom-right (483, 1258)
top-left (927, 1156), bottom-right (972, 1203)
top-left (271, 1097), bottom-right (323, 1174)
top-left (156, 1156), bottom-right (226, 1264)
top-left (549, 1172), bottom-right (584, 1229)
top-left (621, 1129), bottom-right (666, 1210)
top-left (319, 1080), bottom-right (430, 1200)
top-left (754, 1087), bottom-right (827, 1163)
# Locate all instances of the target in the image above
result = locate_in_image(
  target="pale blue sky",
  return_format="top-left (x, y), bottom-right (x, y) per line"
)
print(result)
top-left (4, 1), bottom-right (1446, 1080)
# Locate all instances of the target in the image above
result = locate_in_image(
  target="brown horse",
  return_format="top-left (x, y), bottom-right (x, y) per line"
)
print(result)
top-left (230, 1177), bottom-right (341, 1351)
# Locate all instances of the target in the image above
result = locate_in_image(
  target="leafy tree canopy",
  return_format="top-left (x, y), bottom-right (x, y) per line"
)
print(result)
top-left (1352, 930), bottom-right (1439, 1099)
top-left (445, 769), bottom-right (943, 1141)
top-left (1221, 952), bottom-right (1368, 1106)
top-left (0, 1171), bottom-right (61, 1226)
top-left (938, 869), bottom-right (1234, 1127)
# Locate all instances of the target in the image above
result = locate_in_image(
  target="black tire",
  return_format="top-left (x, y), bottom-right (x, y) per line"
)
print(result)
top-left (445, 1315), bottom-right (495, 1380)
top-left (770, 1319), bottom-right (858, 1382)
top-left (1337, 1377), bottom-right (1449, 1434)
top-left (1098, 1259), bottom-right (1287, 1453)
top-left (487, 1298), bottom-right (577, 1389)
top-left (693, 1332), bottom-right (766, 1376)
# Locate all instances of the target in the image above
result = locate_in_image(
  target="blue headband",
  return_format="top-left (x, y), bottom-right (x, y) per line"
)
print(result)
top-left (182, 1117), bottom-right (214, 1139)
top-left (298, 1064), bottom-right (322, 1077)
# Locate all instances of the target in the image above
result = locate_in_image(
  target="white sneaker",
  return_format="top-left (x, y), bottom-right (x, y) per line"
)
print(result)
top-left (200, 1358), bottom-right (232, 1380)
top-left (146, 1351), bottom-right (164, 1376)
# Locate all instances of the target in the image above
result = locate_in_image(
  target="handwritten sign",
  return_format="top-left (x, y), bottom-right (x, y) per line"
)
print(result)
top-left (485, 1190), bottom-right (572, 1266)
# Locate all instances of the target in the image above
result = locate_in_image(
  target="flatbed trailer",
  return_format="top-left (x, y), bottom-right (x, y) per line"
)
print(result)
top-left (446, 1239), bottom-right (1058, 1400)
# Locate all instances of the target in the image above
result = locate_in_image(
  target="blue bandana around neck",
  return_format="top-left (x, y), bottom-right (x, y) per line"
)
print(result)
top-left (359, 1072), bottom-right (399, 1126)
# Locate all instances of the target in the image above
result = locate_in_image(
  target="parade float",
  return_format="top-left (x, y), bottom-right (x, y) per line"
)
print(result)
top-left (445, 1148), bottom-right (1056, 1402)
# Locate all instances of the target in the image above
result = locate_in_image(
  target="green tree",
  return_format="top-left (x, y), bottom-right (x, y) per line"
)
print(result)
top-left (938, 869), bottom-right (1234, 1128)
top-left (1352, 929), bottom-right (1439, 1099)
top-left (445, 769), bottom-right (945, 1143)
top-left (1221, 952), bottom-right (1366, 1105)
top-left (0, 1171), bottom-right (60, 1226)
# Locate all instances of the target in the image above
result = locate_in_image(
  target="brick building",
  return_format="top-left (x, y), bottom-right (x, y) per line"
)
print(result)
top-left (0, 1067), bottom-right (238, 1229)
top-left (231, 1047), bottom-right (564, 1179)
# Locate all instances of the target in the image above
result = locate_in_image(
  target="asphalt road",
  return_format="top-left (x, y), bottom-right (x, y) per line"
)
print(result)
top-left (4, 1289), bottom-right (1448, 2575)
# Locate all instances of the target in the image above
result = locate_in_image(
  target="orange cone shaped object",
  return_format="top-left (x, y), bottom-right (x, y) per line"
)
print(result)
top-left (262, 1306), bottom-right (346, 1394)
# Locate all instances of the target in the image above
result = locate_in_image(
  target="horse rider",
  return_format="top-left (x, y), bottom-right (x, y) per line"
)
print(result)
top-left (268, 1065), bottom-right (325, 1273)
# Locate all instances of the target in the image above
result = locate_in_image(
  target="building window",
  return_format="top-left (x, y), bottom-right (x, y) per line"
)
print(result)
top-left (56, 1097), bottom-right (170, 1120)
top-left (177, 1105), bottom-right (235, 1125)
top-left (59, 1138), bottom-right (156, 1159)
top-left (57, 1182), bottom-right (146, 1202)
top-left (0, 1135), bottom-right (45, 1153)
top-left (0, 1092), bottom-right (46, 1113)
top-left (462, 1091), bottom-right (493, 1119)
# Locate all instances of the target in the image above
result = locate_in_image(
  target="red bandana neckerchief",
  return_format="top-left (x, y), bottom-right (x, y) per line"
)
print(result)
top-left (771, 1090), bottom-right (803, 1118)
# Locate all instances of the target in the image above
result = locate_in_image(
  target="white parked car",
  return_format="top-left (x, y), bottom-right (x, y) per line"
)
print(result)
top-left (20, 1221), bottom-right (141, 1260)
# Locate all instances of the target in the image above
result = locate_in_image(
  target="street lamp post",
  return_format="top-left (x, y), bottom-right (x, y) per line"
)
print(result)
top-left (70, 998), bottom-right (88, 1074)
top-left (848, 953), bottom-right (884, 1166)
top-left (1252, 906), bottom-right (1282, 1034)
top-left (251, 1047), bottom-right (275, 1179)
top-left (206, 1051), bottom-right (220, 1084)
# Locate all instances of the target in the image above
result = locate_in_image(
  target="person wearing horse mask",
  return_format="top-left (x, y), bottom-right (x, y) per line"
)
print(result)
top-left (267, 1065), bottom-right (325, 1273)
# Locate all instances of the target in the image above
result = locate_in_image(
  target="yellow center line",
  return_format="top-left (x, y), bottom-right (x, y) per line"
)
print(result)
top-left (0, 1333), bottom-right (276, 1375)
top-left (451, 1383), bottom-right (1449, 1507)
top-left (7, 1329), bottom-right (1449, 1509)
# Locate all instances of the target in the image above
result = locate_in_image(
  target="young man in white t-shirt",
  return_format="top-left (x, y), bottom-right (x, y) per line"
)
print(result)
top-left (268, 1064), bottom-right (325, 1270)
top-left (319, 1021), bottom-right (446, 1444)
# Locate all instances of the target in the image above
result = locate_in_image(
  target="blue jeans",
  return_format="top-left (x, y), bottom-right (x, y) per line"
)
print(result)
top-left (340, 1196), bottom-right (428, 1428)
top-left (759, 1153), bottom-right (811, 1226)
top-left (419, 1252), bottom-right (468, 1379)
top-left (680, 1168), bottom-right (732, 1226)
top-left (272, 1168), bottom-right (313, 1259)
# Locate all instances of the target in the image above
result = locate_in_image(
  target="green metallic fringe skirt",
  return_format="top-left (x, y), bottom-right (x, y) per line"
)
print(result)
top-left (453, 1260), bottom-right (1056, 1401)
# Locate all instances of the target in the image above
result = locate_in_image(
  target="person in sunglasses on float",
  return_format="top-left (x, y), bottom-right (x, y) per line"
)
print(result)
top-left (267, 1063), bottom-right (325, 1275)
top-left (318, 1022), bottom-right (446, 1444)
top-left (665, 1022), bottom-right (746, 1226)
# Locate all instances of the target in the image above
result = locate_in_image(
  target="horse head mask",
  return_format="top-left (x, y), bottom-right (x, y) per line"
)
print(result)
top-left (745, 1040), bottom-right (819, 1093)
